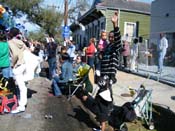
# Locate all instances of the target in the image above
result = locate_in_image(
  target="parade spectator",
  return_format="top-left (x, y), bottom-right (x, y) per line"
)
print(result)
top-left (157, 33), bottom-right (168, 74)
top-left (100, 11), bottom-right (121, 119)
top-left (51, 53), bottom-right (74, 97)
top-left (96, 11), bottom-right (121, 131)
top-left (46, 38), bottom-right (57, 79)
top-left (122, 38), bottom-right (130, 69)
top-left (8, 27), bottom-right (28, 114)
top-left (60, 46), bottom-right (67, 54)
top-left (57, 46), bottom-right (67, 72)
top-left (38, 43), bottom-right (45, 63)
top-left (101, 11), bottom-right (121, 85)
top-left (98, 30), bottom-right (108, 52)
top-left (73, 55), bottom-right (85, 75)
top-left (32, 42), bottom-right (41, 56)
top-left (0, 28), bottom-right (11, 78)
top-left (130, 38), bottom-right (139, 72)
top-left (85, 38), bottom-right (96, 68)
top-left (67, 40), bottom-right (76, 63)
top-left (95, 30), bottom-right (108, 75)
top-left (36, 43), bottom-right (46, 75)
top-left (57, 43), bottom-right (62, 54)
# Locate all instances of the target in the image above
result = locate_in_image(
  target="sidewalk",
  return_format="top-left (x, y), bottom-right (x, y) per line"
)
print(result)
top-left (136, 64), bottom-right (175, 86)
top-left (119, 64), bottom-right (175, 87)
top-left (112, 70), bottom-right (175, 113)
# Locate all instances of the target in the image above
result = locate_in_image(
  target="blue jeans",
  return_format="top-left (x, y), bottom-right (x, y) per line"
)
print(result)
top-left (52, 76), bottom-right (68, 96)
top-left (48, 57), bottom-right (57, 79)
top-left (87, 56), bottom-right (95, 68)
top-left (158, 52), bottom-right (164, 72)
top-left (0, 66), bottom-right (12, 78)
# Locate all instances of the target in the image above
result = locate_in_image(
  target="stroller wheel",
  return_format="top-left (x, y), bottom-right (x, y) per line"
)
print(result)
top-left (149, 122), bottom-right (154, 130)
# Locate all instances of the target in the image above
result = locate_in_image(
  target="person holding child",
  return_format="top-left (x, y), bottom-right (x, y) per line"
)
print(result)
top-left (81, 11), bottom-right (122, 131)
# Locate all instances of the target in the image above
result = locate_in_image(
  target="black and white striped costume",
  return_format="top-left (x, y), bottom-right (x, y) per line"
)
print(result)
top-left (101, 27), bottom-right (121, 83)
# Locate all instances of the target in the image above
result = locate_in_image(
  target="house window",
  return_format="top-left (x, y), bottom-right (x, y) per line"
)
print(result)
top-left (124, 22), bottom-right (136, 38)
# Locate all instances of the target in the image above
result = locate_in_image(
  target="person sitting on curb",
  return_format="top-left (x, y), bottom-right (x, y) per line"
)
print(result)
top-left (51, 53), bottom-right (74, 97)
top-left (73, 55), bottom-right (85, 75)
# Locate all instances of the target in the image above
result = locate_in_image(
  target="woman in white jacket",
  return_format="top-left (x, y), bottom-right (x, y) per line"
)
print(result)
top-left (8, 27), bottom-right (40, 114)
top-left (8, 27), bottom-right (28, 114)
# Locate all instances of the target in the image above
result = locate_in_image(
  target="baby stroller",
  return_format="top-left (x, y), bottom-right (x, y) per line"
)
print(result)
top-left (132, 85), bottom-right (154, 130)
top-left (109, 84), bottom-right (154, 131)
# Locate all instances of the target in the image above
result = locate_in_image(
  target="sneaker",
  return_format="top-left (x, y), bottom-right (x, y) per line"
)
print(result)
top-left (11, 106), bottom-right (25, 114)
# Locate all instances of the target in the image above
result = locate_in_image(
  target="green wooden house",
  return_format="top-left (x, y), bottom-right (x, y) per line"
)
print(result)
top-left (70, 0), bottom-right (151, 49)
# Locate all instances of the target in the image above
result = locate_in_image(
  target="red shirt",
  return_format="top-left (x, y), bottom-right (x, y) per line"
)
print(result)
top-left (86, 43), bottom-right (96, 57)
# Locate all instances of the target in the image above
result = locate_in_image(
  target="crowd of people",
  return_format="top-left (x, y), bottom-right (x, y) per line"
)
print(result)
top-left (0, 26), bottom-right (41, 113)
top-left (0, 10), bottom-right (169, 131)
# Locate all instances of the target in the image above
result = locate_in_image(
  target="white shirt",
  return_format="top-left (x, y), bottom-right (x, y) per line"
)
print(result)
top-left (67, 44), bottom-right (76, 58)
top-left (158, 36), bottom-right (168, 58)
top-left (158, 37), bottom-right (168, 52)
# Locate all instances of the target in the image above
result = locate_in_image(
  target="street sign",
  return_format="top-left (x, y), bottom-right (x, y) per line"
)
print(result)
top-left (62, 26), bottom-right (70, 39)
top-left (62, 32), bottom-right (70, 38)
top-left (63, 26), bottom-right (70, 33)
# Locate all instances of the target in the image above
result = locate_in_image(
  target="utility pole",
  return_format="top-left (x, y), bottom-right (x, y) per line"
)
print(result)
top-left (64, 0), bottom-right (68, 26)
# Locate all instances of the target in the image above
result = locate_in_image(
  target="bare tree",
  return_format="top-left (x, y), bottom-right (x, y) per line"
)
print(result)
top-left (68, 0), bottom-right (93, 22)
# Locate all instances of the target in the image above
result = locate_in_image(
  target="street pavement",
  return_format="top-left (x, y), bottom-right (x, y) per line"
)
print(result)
top-left (112, 70), bottom-right (175, 113)
top-left (0, 77), bottom-right (94, 131)
top-left (0, 69), bottom-right (175, 131)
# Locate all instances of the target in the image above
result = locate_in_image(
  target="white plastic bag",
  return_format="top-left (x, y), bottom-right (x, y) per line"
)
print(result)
top-left (23, 50), bottom-right (41, 81)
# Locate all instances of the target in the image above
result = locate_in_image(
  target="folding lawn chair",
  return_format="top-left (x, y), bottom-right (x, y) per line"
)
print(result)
top-left (67, 67), bottom-right (94, 101)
